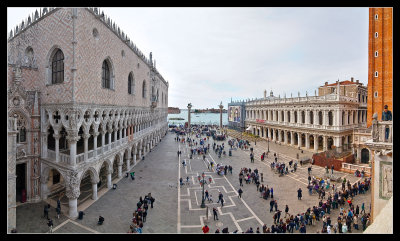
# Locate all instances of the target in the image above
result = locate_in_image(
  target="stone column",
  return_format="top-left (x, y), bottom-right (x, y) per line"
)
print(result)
top-left (107, 171), bottom-right (112, 189)
top-left (284, 130), bottom-right (288, 144)
top-left (219, 102), bottom-right (223, 129)
top-left (118, 163), bottom-right (122, 178)
top-left (101, 130), bottom-right (106, 152)
top-left (91, 181), bottom-right (98, 200)
top-left (93, 132), bottom-right (99, 157)
top-left (323, 136), bottom-right (328, 151)
top-left (314, 135), bottom-right (319, 151)
top-left (314, 111), bottom-right (318, 126)
top-left (83, 133), bottom-right (90, 162)
top-left (335, 136), bottom-right (342, 153)
top-left (53, 132), bottom-right (60, 162)
top-left (187, 103), bottom-right (192, 128)
top-left (41, 131), bottom-right (48, 159)
top-left (336, 110), bottom-right (342, 126)
top-left (290, 131), bottom-right (295, 146)
top-left (119, 128), bottom-right (123, 140)
top-left (66, 130), bottom-right (80, 166)
top-left (306, 110), bottom-right (310, 125)
top-left (305, 133), bottom-right (310, 149)
top-left (297, 133), bottom-right (301, 148)
top-left (65, 183), bottom-right (80, 218)
top-left (343, 136), bottom-right (348, 151)
top-left (114, 128), bottom-right (118, 143)
top-left (108, 128), bottom-right (112, 145)
top-left (356, 148), bottom-right (361, 164)
top-left (323, 110), bottom-right (327, 126)
top-left (7, 116), bottom-right (18, 232)
top-left (126, 149), bottom-right (131, 171)
top-left (133, 153), bottom-right (137, 165)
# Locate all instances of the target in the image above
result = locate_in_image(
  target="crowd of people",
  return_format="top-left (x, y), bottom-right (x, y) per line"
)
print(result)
top-left (178, 125), bottom-right (373, 234)
top-left (128, 193), bottom-right (155, 233)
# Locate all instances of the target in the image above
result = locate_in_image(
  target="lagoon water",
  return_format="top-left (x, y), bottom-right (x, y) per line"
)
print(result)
top-left (168, 109), bottom-right (228, 125)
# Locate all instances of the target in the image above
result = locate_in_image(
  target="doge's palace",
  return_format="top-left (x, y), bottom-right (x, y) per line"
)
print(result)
top-left (7, 7), bottom-right (169, 229)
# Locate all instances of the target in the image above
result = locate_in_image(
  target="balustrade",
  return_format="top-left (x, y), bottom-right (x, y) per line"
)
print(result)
top-left (341, 163), bottom-right (371, 175)
top-left (372, 121), bottom-right (392, 143)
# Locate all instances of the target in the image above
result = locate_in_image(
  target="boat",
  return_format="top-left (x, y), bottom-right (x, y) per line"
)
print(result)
top-left (169, 117), bottom-right (184, 120)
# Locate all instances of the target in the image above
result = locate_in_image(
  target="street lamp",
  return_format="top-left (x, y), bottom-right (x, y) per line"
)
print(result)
top-left (200, 172), bottom-right (206, 208)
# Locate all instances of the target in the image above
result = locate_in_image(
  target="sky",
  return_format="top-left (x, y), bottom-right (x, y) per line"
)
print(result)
top-left (8, 7), bottom-right (369, 109)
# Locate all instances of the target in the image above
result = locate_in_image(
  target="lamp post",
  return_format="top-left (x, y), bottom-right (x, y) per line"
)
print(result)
top-left (267, 137), bottom-right (270, 153)
top-left (199, 172), bottom-right (206, 208)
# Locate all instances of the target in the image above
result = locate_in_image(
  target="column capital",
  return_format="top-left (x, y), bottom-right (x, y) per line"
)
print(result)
top-left (53, 133), bottom-right (61, 139)
top-left (83, 133), bottom-right (91, 139)
top-left (66, 130), bottom-right (80, 143)
top-left (93, 131), bottom-right (100, 137)
top-left (64, 170), bottom-right (80, 199)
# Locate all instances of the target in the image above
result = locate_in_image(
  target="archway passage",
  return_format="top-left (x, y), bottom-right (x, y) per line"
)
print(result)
top-left (318, 136), bottom-right (323, 150)
top-left (309, 135), bottom-right (314, 148)
top-left (16, 163), bottom-right (26, 203)
top-left (361, 148), bottom-right (370, 164)
top-left (327, 137), bottom-right (334, 150)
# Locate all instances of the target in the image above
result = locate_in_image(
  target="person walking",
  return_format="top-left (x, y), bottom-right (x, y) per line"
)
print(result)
top-left (239, 177), bottom-right (243, 187)
top-left (142, 209), bottom-right (147, 222)
top-left (205, 190), bottom-right (209, 201)
top-left (297, 188), bottom-right (302, 200)
top-left (213, 207), bottom-right (219, 220)
top-left (202, 225), bottom-right (210, 233)
top-left (130, 171), bottom-right (135, 180)
top-left (57, 198), bottom-right (61, 212)
top-left (238, 188), bottom-right (243, 198)
top-left (217, 192), bottom-right (223, 203)
top-left (43, 204), bottom-right (49, 219)
top-left (270, 199), bottom-right (275, 212)
top-left (284, 205), bottom-right (290, 218)
top-left (47, 218), bottom-right (53, 233)
top-left (331, 165), bottom-right (334, 174)
top-left (361, 203), bottom-right (365, 214)
top-left (55, 206), bottom-right (61, 219)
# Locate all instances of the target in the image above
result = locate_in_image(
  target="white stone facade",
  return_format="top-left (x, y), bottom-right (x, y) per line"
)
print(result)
top-left (8, 7), bottom-right (169, 221)
top-left (245, 86), bottom-right (367, 153)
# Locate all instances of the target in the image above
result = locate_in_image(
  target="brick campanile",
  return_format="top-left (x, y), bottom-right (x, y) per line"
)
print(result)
top-left (367, 8), bottom-right (393, 127)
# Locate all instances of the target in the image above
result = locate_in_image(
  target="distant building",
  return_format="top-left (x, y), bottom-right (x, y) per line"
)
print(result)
top-left (244, 83), bottom-right (367, 154)
top-left (227, 100), bottom-right (246, 131)
top-left (168, 107), bottom-right (181, 114)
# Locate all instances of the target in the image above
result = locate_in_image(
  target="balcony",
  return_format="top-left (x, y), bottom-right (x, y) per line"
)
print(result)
top-left (44, 122), bottom-right (166, 167)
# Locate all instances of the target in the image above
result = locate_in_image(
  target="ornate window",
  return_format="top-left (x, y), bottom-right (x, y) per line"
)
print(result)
top-left (102, 60), bottom-right (111, 89)
top-left (310, 111), bottom-right (314, 124)
top-left (328, 111), bottom-right (333, 126)
top-left (142, 80), bottom-right (147, 98)
top-left (128, 73), bottom-right (134, 94)
top-left (51, 49), bottom-right (64, 84)
top-left (294, 111), bottom-right (298, 123)
top-left (301, 111), bottom-right (305, 124)
top-left (318, 111), bottom-right (323, 125)
top-left (14, 114), bottom-right (27, 143)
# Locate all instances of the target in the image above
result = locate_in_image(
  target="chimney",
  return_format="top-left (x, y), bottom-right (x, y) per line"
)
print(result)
top-left (356, 80), bottom-right (359, 84)
top-left (264, 90), bottom-right (267, 99)
top-left (351, 77), bottom-right (354, 82)
top-left (325, 82), bottom-right (328, 86)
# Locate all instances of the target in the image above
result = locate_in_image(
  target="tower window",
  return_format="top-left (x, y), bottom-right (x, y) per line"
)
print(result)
top-left (375, 14), bottom-right (378, 20)
top-left (375, 51), bottom-right (378, 57)
top-left (375, 71), bottom-right (378, 77)
top-left (375, 32), bottom-right (378, 38)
